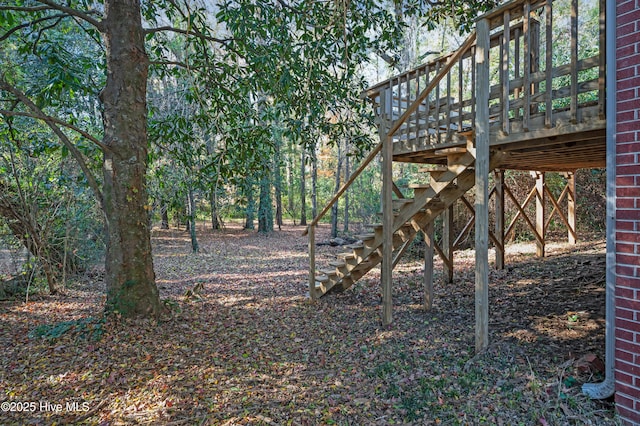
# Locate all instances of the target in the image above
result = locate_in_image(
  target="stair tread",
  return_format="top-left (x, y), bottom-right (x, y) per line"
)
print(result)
top-left (346, 243), bottom-right (364, 249)
top-left (318, 268), bottom-right (337, 276)
top-left (315, 275), bottom-right (329, 283)
top-left (434, 147), bottom-right (467, 155)
top-left (338, 252), bottom-right (355, 259)
top-left (418, 165), bottom-right (448, 172)
top-left (329, 261), bottom-right (346, 267)
top-left (364, 223), bottom-right (382, 228)
top-left (354, 233), bottom-right (375, 240)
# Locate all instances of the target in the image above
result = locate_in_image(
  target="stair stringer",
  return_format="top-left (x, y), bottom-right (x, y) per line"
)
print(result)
top-left (333, 168), bottom-right (476, 293)
top-left (313, 151), bottom-right (504, 298)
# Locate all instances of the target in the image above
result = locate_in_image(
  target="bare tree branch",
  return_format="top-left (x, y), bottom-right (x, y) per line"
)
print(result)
top-left (0, 13), bottom-right (68, 42)
top-left (0, 79), bottom-right (105, 208)
top-left (0, 109), bottom-right (105, 151)
top-left (0, 6), bottom-right (53, 12)
top-left (35, 0), bottom-right (104, 31)
top-left (144, 26), bottom-right (232, 45)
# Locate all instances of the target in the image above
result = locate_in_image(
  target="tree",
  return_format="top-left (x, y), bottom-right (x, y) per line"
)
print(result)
top-left (257, 169), bottom-right (274, 233)
top-left (299, 150), bottom-right (307, 226)
top-left (330, 141), bottom-right (343, 238)
top-left (2, 0), bottom-right (493, 317)
top-left (343, 143), bottom-right (350, 233)
top-left (99, 2), bottom-right (160, 316)
top-left (273, 128), bottom-right (284, 230)
top-left (0, 1), bottom-right (162, 317)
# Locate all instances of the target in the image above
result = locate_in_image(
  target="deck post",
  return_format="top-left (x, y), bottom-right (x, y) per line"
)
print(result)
top-left (566, 171), bottom-right (577, 245)
top-left (423, 221), bottom-right (435, 310)
top-left (494, 170), bottom-right (505, 270)
top-left (475, 17), bottom-right (491, 353)
top-left (443, 206), bottom-right (454, 283)
top-left (379, 85), bottom-right (393, 326)
top-left (535, 171), bottom-right (546, 257)
top-left (381, 139), bottom-right (394, 326)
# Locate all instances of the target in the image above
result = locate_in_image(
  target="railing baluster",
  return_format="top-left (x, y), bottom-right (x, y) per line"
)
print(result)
top-left (523, 1), bottom-right (531, 131)
top-left (598, 0), bottom-right (605, 119)
top-left (435, 60), bottom-right (441, 144)
top-left (530, 11), bottom-right (541, 117)
top-left (458, 56), bottom-right (464, 131)
top-left (471, 46), bottom-right (476, 130)
top-left (502, 9), bottom-right (511, 135)
top-left (406, 73), bottom-right (411, 148)
top-left (514, 27), bottom-right (521, 120)
top-left (570, 0), bottom-right (578, 123)
top-left (425, 64), bottom-right (432, 144)
top-left (415, 67), bottom-right (421, 148)
top-left (445, 66), bottom-right (452, 140)
top-left (545, 0), bottom-right (553, 128)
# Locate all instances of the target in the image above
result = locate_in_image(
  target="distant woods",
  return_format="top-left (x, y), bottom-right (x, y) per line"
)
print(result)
top-left (0, 0), bottom-right (603, 316)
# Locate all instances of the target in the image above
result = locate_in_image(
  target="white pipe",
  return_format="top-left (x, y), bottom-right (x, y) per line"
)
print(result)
top-left (582, 0), bottom-right (616, 400)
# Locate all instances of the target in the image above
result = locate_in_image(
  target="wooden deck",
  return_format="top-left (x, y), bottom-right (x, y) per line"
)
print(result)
top-left (365, 0), bottom-right (605, 172)
top-left (306, 0), bottom-right (606, 351)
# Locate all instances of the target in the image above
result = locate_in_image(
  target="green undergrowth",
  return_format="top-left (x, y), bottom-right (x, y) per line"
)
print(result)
top-left (28, 316), bottom-right (105, 342)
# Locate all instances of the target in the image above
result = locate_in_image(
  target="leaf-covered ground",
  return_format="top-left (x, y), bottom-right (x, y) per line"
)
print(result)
top-left (0, 223), bottom-right (620, 425)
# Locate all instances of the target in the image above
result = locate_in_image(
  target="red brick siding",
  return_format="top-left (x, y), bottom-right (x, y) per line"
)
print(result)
top-left (616, 1), bottom-right (640, 424)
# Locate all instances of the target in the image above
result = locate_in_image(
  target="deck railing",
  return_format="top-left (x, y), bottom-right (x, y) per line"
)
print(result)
top-left (364, 33), bottom-right (477, 150)
top-left (366, 0), bottom-right (605, 152)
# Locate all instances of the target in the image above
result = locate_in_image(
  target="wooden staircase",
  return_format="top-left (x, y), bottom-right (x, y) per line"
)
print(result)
top-left (304, 0), bottom-right (605, 351)
top-left (312, 142), bottom-right (478, 298)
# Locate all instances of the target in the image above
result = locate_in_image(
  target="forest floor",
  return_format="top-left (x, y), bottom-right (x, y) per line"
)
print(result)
top-left (0, 222), bottom-right (620, 425)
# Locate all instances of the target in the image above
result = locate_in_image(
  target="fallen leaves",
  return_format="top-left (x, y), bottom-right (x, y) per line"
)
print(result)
top-left (0, 224), bottom-right (617, 425)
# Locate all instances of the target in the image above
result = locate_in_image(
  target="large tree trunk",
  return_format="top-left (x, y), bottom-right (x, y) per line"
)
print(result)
top-left (299, 150), bottom-right (307, 226)
top-left (343, 150), bottom-right (350, 233)
top-left (330, 142), bottom-right (342, 238)
top-left (287, 139), bottom-right (294, 214)
top-left (274, 132), bottom-right (283, 230)
top-left (101, 0), bottom-right (161, 317)
top-left (187, 187), bottom-right (199, 253)
top-left (160, 203), bottom-right (169, 229)
top-left (311, 147), bottom-right (318, 219)
top-left (258, 167), bottom-right (274, 233)
top-left (244, 178), bottom-right (255, 230)
top-left (210, 189), bottom-right (221, 230)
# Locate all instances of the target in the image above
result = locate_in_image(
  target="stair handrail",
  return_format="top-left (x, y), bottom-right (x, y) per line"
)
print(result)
top-left (304, 30), bottom-right (477, 238)
top-left (305, 31), bottom-right (477, 298)
top-left (302, 141), bottom-right (382, 236)
top-left (386, 30), bottom-right (477, 138)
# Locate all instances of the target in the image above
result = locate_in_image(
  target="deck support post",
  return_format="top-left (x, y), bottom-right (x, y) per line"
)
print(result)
top-left (308, 224), bottom-right (316, 299)
top-left (474, 17), bottom-right (490, 353)
top-left (494, 170), bottom-right (505, 270)
top-left (423, 221), bottom-right (435, 311)
top-left (443, 206), bottom-right (454, 283)
top-left (566, 171), bottom-right (577, 245)
top-left (535, 171), bottom-right (545, 257)
top-left (381, 135), bottom-right (394, 325)
top-left (379, 85), bottom-right (393, 326)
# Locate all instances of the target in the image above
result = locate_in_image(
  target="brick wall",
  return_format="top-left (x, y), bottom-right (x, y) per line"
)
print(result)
top-left (616, 1), bottom-right (640, 424)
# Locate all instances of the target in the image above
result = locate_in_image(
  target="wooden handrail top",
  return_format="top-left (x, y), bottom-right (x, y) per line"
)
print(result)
top-left (362, 52), bottom-right (456, 100)
top-left (478, 0), bottom-right (547, 28)
top-left (363, 0), bottom-right (552, 102)
top-left (302, 140), bottom-right (383, 236)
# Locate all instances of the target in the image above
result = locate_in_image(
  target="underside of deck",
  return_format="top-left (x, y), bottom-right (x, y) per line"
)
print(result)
top-left (394, 121), bottom-right (606, 172)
